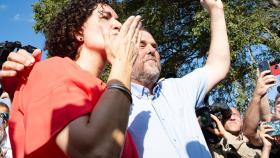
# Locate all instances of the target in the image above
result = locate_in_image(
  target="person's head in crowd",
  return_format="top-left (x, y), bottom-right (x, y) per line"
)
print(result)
top-left (131, 30), bottom-right (161, 90)
top-left (0, 102), bottom-right (9, 127)
top-left (0, 91), bottom-right (11, 108)
top-left (0, 102), bottom-right (9, 142)
top-left (272, 93), bottom-right (280, 120)
top-left (45, 0), bottom-right (121, 67)
top-left (222, 107), bottom-right (242, 136)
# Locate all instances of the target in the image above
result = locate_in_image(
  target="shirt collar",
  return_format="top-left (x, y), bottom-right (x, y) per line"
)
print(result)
top-left (131, 78), bottom-right (165, 99)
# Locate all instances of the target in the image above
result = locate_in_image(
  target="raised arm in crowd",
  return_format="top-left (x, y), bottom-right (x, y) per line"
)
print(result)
top-left (243, 70), bottom-right (277, 146)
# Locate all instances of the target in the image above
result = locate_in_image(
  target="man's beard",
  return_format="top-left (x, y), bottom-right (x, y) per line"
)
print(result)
top-left (132, 64), bottom-right (161, 86)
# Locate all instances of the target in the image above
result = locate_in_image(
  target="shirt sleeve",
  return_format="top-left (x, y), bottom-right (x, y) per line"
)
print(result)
top-left (177, 67), bottom-right (208, 108)
top-left (24, 78), bottom-right (104, 154)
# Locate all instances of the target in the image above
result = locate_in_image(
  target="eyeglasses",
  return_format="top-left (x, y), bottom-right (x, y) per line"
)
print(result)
top-left (0, 112), bottom-right (9, 122)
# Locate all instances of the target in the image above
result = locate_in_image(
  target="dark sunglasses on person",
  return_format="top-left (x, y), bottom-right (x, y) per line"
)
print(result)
top-left (0, 112), bottom-right (9, 124)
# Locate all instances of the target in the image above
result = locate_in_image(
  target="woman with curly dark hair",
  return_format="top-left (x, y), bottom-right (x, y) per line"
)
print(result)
top-left (7, 0), bottom-right (141, 158)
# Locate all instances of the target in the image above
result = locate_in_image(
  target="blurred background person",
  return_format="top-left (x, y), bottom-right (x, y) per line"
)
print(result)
top-left (207, 107), bottom-right (265, 158)
top-left (0, 102), bottom-right (12, 158)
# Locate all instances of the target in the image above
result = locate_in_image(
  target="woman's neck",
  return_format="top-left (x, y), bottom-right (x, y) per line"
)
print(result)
top-left (75, 47), bottom-right (106, 77)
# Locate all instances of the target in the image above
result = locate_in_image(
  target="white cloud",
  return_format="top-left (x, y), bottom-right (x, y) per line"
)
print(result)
top-left (27, 18), bottom-right (35, 23)
top-left (13, 14), bottom-right (20, 21)
top-left (0, 5), bottom-right (7, 10)
top-left (13, 14), bottom-right (34, 23)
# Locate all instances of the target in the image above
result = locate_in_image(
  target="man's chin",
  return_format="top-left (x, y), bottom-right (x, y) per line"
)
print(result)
top-left (145, 68), bottom-right (160, 76)
top-left (227, 128), bottom-right (241, 134)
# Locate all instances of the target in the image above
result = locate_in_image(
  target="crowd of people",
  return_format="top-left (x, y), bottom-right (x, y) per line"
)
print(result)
top-left (0, 0), bottom-right (279, 157)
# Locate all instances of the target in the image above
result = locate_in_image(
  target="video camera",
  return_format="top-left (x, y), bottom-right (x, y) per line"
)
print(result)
top-left (0, 41), bottom-right (36, 96)
top-left (0, 41), bottom-right (36, 68)
top-left (196, 102), bottom-right (232, 144)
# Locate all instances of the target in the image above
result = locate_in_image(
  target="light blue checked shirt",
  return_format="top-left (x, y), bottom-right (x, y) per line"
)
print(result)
top-left (128, 68), bottom-right (211, 158)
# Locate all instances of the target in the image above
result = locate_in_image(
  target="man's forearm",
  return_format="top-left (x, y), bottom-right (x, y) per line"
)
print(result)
top-left (243, 93), bottom-right (262, 145)
top-left (243, 94), bottom-right (261, 135)
top-left (204, 9), bottom-right (230, 92)
top-left (260, 95), bottom-right (272, 121)
top-left (206, 9), bottom-right (230, 74)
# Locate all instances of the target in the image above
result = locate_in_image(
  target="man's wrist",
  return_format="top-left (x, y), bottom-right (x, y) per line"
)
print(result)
top-left (262, 144), bottom-right (272, 151)
top-left (252, 92), bottom-right (262, 102)
top-left (209, 8), bottom-right (225, 17)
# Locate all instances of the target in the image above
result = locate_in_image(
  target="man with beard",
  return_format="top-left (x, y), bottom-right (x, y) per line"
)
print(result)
top-left (1, 0), bottom-right (230, 157)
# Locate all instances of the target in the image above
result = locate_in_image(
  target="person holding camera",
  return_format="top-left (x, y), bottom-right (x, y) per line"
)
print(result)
top-left (207, 107), bottom-right (266, 158)
top-left (243, 69), bottom-right (280, 158)
top-left (258, 123), bottom-right (275, 158)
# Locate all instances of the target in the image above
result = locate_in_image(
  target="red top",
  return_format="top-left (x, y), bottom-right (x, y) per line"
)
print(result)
top-left (9, 57), bottom-right (138, 158)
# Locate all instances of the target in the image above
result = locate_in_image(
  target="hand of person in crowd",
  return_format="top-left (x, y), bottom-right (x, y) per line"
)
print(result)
top-left (207, 114), bottom-right (231, 139)
top-left (0, 49), bottom-right (41, 78)
top-left (254, 70), bottom-right (276, 98)
top-left (0, 49), bottom-right (41, 99)
top-left (102, 15), bottom-right (141, 66)
top-left (200, 0), bottom-right (224, 13)
top-left (259, 123), bottom-right (274, 157)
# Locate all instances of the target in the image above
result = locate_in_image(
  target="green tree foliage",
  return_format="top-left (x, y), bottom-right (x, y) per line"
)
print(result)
top-left (33, 0), bottom-right (69, 33)
top-left (33, 0), bottom-right (280, 112)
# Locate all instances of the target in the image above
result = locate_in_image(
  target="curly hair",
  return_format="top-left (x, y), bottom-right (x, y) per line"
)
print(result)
top-left (45, 0), bottom-right (109, 60)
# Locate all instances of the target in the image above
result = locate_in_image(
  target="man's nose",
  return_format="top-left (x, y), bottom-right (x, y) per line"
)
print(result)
top-left (230, 116), bottom-right (236, 120)
top-left (147, 45), bottom-right (156, 55)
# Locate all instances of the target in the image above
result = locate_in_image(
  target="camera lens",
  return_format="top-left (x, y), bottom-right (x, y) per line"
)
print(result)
top-left (275, 65), bottom-right (279, 69)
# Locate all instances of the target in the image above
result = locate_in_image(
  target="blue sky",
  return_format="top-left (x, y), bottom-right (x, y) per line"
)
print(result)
top-left (0, 0), bottom-right (47, 59)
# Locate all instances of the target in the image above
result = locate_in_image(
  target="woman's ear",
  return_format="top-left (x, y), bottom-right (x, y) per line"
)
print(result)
top-left (74, 30), bottom-right (84, 42)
